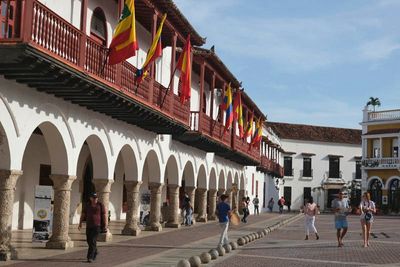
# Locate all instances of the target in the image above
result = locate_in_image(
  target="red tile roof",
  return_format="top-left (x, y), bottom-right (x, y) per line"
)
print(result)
top-left (267, 122), bottom-right (361, 145)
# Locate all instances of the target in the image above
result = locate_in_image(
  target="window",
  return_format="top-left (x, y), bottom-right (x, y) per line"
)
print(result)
top-left (284, 186), bottom-right (292, 204)
top-left (202, 92), bottom-right (207, 113)
top-left (303, 187), bottom-right (311, 203)
top-left (355, 160), bottom-right (361, 179)
top-left (251, 174), bottom-right (254, 195)
top-left (329, 157), bottom-right (340, 178)
top-left (303, 158), bottom-right (312, 177)
top-left (39, 164), bottom-right (53, 186)
top-left (255, 180), bottom-right (259, 196)
top-left (393, 139), bottom-right (399, 158)
top-left (284, 156), bottom-right (293, 176)
top-left (373, 139), bottom-right (380, 158)
top-left (90, 8), bottom-right (107, 44)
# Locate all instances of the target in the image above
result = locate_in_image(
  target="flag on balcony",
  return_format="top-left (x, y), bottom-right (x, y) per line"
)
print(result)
top-left (222, 83), bottom-right (234, 131)
top-left (177, 35), bottom-right (192, 104)
top-left (244, 112), bottom-right (254, 139)
top-left (134, 13), bottom-right (167, 85)
top-left (251, 117), bottom-right (263, 146)
top-left (108, 0), bottom-right (138, 65)
top-left (233, 90), bottom-right (244, 138)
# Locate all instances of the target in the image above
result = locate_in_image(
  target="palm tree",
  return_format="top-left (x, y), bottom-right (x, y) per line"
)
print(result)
top-left (366, 97), bottom-right (381, 112)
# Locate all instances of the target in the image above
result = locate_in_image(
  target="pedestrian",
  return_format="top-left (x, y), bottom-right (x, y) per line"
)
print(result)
top-left (78, 192), bottom-right (107, 263)
top-left (241, 197), bottom-right (249, 223)
top-left (359, 192), bottom-right (376, 247)
top-left (184, 195), bottom-right (193, 226)
top-left (286, 200), bottom-right (291, 213)
top-left (216, 194), bottom-right (232, 246)
top-left (267, 197), bottom-right (274, 212)
top-left (331, 191), bottom-right (351, 247)
top-left (304, 196), bottom-right (319, 240)
top-left (252, 195), bottom-right (260, 215)
top-left (278, 196), bottom-right (285, 214)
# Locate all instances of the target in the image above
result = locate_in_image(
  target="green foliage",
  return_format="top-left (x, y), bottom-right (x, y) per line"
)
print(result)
top-left (366, 97), bottom-right (381, 111)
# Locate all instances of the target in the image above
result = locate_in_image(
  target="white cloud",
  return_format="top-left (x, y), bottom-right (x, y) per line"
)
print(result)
top-left (359, 37), bottom-right (400, 60)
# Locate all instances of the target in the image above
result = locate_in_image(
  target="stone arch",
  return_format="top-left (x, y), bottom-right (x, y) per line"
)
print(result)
top-left (78, 134), bottom-right (109, 179)
top-left (88, 118), bottom-right (114, 157)
top-left (227, 171), bottom-right (233, 189)
top-left (197, 164), bottom-right (207, 189)
top-left (182, 161), bottom-right (195, 187)
top-left (368, 177), bottom-right (383, 208)
top-left (209, 168), bottom-right (217, 190)
top-left (164, 155), bottom-right (179, 186)
top-left (142, 149), bottom-right (161, 184)
top-left (0, 92), bottom-right (19, 137)
top-left (218, 169), bottom-right (226, 190)
top-left (239, 173), bottom-right (245, 190)
top-left (367, 176), bottom-right (384, 189)
top-left (116, 144), bottom-right (138, 181)
top-left (0, 121), bottom-right (11, 170)
top-left (234, 172), bottom-right (239, 187)
top-left (385, 176), bottom-right (400, 190)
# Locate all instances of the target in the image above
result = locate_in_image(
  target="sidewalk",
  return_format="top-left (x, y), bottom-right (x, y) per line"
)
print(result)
top-left (1, 212), bottom-right (296, 267)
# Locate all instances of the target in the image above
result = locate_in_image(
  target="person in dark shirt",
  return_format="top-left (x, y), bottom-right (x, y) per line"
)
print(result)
top-left (216, 194), bottom-right (232, 246)
top-left (78, 192), bottom-right (106, 263)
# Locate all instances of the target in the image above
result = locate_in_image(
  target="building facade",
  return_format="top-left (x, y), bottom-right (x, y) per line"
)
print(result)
top-left (0, 0), bottom-right (283, 260)
top-left (361, 106), bottom-right (400, 214)
top-left (268, 122), bottom-right (362, 211)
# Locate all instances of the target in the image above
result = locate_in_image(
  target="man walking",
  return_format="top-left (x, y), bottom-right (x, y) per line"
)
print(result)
top-left (278, 196), bottom-right (285, 214)
top-left (216, 194), bottom-right (232, 246)
top-left (331, 191), bottom-right (350, 247)
top-left (78, 192), bottom-right (107, 263)
top-left (252, 195), bottom-right (260, 215)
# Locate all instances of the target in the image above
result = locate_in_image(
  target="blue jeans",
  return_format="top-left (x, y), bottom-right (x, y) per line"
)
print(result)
top-left (185, 209), bottom-right (193, 225)
top-left (219, 221), bottom-right (229, 245)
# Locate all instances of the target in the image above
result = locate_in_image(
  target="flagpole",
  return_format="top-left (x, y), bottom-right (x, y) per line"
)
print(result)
top-left (160, 66), bottom-right (178, 108)
top-left (100, 51), bottom-right (110, 76)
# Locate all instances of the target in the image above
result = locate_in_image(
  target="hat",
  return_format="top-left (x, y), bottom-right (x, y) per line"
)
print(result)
top-left (89, 192), bottom-right (98, 198)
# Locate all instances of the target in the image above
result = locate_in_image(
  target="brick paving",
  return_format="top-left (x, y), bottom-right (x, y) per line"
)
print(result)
top-left (213, 214), bottom-right (400, 267)
top-left (1, 212), bottom-right (293, 267)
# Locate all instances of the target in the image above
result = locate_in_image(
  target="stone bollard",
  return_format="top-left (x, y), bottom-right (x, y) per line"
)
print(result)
top-left (177, 259), bottom-right (191, 267)
top-left (237, 237), bottom-right (246, 246)
top-left (209, 249), bottom-right (219, 260)
top-left (189, 256), bottom-right (201, 267)
top-left (223, 243), bottom-right (232, 253)
top-left (230, 241), bottom-right (238, 250)
top-left (200, 252), bottom-right (211, 264)
top-left (217, 245), bottom-right (225, 256)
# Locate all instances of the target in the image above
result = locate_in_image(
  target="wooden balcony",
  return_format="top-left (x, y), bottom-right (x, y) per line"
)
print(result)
top-left (257, 156), bottom-right (284, 177)
top-left (177, 111), bottom-right (260, 165)
top-left (0, 0), bottom-right (189, 135)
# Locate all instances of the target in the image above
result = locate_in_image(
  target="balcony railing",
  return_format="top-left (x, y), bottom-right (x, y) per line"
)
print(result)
top-left (368, 109), bottom-right (400, 122)
top-left (300, 169), bottom-right (313, 178)
top-left (0, 0), bottom-right (189, 126)
top-left (259, 156), bottom-right (283, 177)
top-left (362, 158), bottom-right (400, 168)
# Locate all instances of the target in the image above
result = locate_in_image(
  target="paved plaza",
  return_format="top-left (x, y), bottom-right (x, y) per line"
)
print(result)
top-left (1, 213), bottom-right (399, 266)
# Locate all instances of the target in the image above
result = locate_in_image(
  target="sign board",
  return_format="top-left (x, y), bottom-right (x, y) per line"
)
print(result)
top-left (382, 195), bottom-right (388, 205)
top-left (32, 185), bottom-right (53, 242)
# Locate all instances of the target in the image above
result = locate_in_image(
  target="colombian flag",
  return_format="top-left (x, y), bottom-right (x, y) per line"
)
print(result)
top-left (244, 112), bottom-right (254, 139)
top-left (178, 35), bottom-right (192, 104)
top-left (251, 118), bottom-right (263, 146)
top-left (222, 83), bottom-right (233, 131)
top-left (135, 14), bottom-right (167, 85)
top-left (233, 90), bottom-right (244, 138)
top-left (108, 0), bottom-right (138, 65)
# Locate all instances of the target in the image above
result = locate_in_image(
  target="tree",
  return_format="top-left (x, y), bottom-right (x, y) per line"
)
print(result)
top-left (366, 97), bottom-right (381, 112)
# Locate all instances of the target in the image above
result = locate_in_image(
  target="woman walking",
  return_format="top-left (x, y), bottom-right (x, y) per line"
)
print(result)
top-left (360, 192), bottom-right (376, 247)
top-left (241, 197), bottom-right (249, 223)
top-left (304, 197), bottom-right (319, 240)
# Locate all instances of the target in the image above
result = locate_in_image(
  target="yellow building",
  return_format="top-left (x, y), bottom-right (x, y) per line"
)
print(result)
top-left (361, 106), bottom-right (400, 214)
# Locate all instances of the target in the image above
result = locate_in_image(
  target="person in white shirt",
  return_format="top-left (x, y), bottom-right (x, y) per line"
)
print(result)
top-left (359, 192), bottom-right (376, 248)
top-left (304, 196), bottom-right (319, 240)
top-left (331, 191), bottom-right (351, 247)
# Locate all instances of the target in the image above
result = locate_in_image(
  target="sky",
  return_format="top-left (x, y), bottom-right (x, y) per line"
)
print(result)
top-left (174, 0), bottom-right (400, 129)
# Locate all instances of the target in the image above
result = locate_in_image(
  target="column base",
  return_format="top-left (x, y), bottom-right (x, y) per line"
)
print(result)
top-left (45, 239), bottom-right (74, 250)
top-left (196, 216), bottom-right (207, 223)
top-left (0, 250), bottom-right (11, 261)
top-left (145, 224), bottom-right (162, 232)
top-left (121, 226), bottom-right (141, 236)
top-left (97, 231), bottom-right (113, 242)
top-left (165, 222), bottom-right (180, 228)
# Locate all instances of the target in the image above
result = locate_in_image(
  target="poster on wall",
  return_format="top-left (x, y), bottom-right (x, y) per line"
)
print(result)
top-left (32, 185), bottom-right (53, 242)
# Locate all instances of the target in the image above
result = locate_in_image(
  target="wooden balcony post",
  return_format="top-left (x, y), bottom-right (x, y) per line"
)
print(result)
top-left (210, 71), bottom-right (216, 120)
top-left (21, 0), bottom-right (33, 42)
top-left (78, 0), bottom-right (88, 68)
top-left (198, 61), bottom-right (205, 133)
top-left (148, 12), bottom-right (157, 104)
top-left (169, 32), bottom-right (177, 114)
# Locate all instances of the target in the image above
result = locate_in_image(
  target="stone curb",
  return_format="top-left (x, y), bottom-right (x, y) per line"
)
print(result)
top-left (176, 213), bottom-right (302, 267)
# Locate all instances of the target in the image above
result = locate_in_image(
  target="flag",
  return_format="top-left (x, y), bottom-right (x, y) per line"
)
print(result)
top-left (233, 90), bottom-right (244, 138)
top-left (108, 0), bottom-right (138, 65)
top-left (244, 112), bottom-right (254, 139)
top-left (134, 14), bottom-right (167, 85)
top-left (251, 118), bottom-right (263, 146)
top-left (222, 83), bottom-right (233, 131)
top-left (177, 35), bottom-right (192, 103)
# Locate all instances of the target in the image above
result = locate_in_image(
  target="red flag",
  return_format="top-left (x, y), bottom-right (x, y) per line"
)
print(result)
top-left (177, 35), bottom-right (192, 103)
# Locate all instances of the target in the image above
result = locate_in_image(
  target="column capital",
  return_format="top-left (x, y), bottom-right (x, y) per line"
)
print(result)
top-left (196, 188), bottom-right (207, 194)
top-left (0, 169), bottom-right (23, 191)
top-left (50, 174), bottom-right (77, 191)
top-left (167, 184), bottom-right (179, 190)
top-left (94, 178), bottom-right (114, 193)
top-left (185, 186), bottom-right (196, 191)
top-left (209, 188), bottom-right (217, 193)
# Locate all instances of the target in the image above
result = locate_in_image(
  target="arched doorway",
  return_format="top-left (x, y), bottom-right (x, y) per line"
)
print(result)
top-left (369, 179), bottom-right (382, 208)
top-left (90, 7), bottom-right (107, 45)
top-left (389, 179), bottom-right (400, 213)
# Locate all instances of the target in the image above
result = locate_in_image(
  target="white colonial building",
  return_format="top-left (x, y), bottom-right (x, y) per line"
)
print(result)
top-left (267, 122), bottom-right (362, 211)
top-left (0, 0), bottom-right (282, 260)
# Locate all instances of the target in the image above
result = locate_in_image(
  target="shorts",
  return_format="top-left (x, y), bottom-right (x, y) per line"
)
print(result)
top-left (335, 219), bottom-right (348, 229)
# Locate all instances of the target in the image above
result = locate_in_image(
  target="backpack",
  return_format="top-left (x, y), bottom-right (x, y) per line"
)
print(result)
top-left (278, 199), bottom-right (282, 206)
